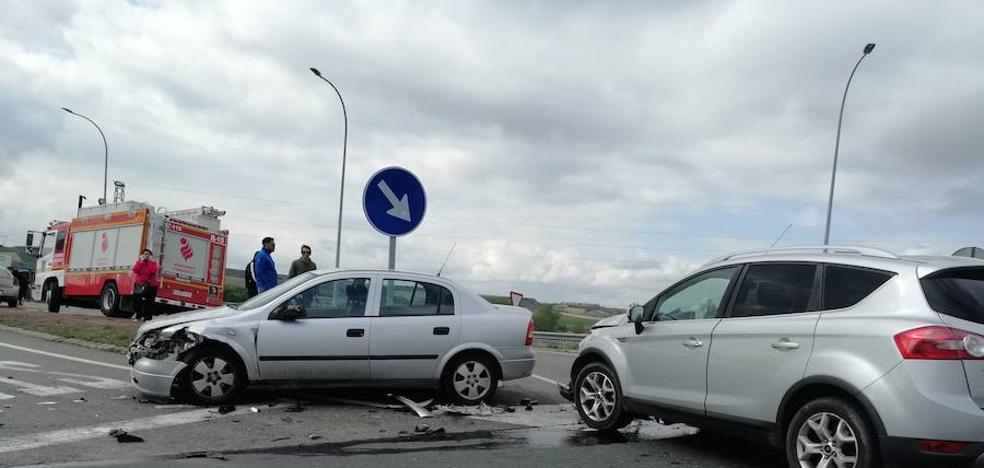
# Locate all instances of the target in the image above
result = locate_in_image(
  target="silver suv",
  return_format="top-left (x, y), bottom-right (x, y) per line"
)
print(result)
top-left (560, 246), bottom-right (984, 468)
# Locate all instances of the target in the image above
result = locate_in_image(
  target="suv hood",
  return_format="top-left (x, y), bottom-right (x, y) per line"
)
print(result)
top-left (591, 314), bottom-right (627, 329)
top-left (137, 306), bottom-right (241, 335)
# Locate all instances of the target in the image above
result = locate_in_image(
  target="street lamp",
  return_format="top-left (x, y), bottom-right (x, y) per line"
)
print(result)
top-left (309, 67), bottom-right (349, 269)
top-left (823, 43), bottom-right (876, 245)
top-left (62, 107), bottom-right (109, 205)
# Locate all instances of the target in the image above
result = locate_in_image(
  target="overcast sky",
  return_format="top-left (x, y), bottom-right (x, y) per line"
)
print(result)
top-left (1, 0), bottom-right (982, 306)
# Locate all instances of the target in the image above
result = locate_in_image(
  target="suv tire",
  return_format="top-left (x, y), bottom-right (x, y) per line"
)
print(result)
top-left (574, 362), bottom-right (632, 432)
top-left (785, 396), bottom-right (877, 468)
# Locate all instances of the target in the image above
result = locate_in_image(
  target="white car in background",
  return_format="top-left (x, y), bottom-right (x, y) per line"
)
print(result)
top-left (128, 270), bottom-right (535, 405)
top-left (0, 268), bottom-right (19, 307)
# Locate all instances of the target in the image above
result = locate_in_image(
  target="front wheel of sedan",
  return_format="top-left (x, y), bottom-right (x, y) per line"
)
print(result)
top-left (574, 362), bottom-right (632, 432)
top-left (785, 396), bottom-right (877, 468)
top-left (179, 346), bottom-right (246, 406)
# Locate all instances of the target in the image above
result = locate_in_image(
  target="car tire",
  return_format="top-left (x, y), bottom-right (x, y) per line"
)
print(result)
top-left (6, 300), bottom-right (15, 308)
top-left (45, 281), bottom-right (61, 313)
top-left (573, 362), bottom-right (633, 432)
top-left (179, 346), bottom-right (247, 406)
top-left (785, 396), bottom-right (878, 468)
top-left (441, 353), bottom-right (499, 405)
top-left (99, 283), bottom-right (121, 317)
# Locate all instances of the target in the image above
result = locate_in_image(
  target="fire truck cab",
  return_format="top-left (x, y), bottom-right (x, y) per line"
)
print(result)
top-left (31, 201), bottom-right (228, 317)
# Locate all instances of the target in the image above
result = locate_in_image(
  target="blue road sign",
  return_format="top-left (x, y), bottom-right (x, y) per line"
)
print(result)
top-left (363, 167), bottom-right (427, 237)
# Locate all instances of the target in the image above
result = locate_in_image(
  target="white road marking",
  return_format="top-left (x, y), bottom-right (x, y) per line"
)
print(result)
top-left (530, 374), bottom-right (560, 386)
top-left (0, 361), bottom-right (129, 390)
top-left (0, 392), bottom-right (14, 400)
top-left (0, 342), bottom-right (130, 371)
top-left (0, 377), bottom-right (82, 397)
top-left (0, 406), bottom-right (276, 454)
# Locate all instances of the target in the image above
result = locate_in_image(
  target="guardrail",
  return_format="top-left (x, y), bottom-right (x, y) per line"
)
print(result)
top-left (532, 331), bottom-right (587, 345)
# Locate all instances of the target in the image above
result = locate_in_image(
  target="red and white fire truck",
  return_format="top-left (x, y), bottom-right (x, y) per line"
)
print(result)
top-left (30, 201), bottom-right (229, 317)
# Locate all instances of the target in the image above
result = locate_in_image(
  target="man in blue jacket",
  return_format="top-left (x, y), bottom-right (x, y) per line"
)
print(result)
top-left (253, 237), bottom-right (278, 293)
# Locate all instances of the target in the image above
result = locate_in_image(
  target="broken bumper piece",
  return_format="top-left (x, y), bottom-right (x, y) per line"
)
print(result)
top-left (558, 381), bottom-right (573, 402)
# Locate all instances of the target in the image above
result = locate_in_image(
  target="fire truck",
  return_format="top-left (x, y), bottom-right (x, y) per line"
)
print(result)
top-left (29, 201), bottom-right (229, 317)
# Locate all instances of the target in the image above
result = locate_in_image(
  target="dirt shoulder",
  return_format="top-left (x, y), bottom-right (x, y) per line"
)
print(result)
top-left (0, 304), bottom-right (138, 348)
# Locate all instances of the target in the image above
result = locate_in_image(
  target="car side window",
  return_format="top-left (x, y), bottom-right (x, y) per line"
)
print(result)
top-left (824, 265), bottom-right (894, 310)
top-left (285, 278), bottom-right (370, 319)
top-left (732, 264), bottom-right (817, 318)
top-left (380, 279), bottom-right (455, 317)
top-left (653, 267), bottom-right (739, 321)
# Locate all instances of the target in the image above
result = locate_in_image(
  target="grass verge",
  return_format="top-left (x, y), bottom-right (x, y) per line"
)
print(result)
top-left (0, 306), bottom-right (138, 348)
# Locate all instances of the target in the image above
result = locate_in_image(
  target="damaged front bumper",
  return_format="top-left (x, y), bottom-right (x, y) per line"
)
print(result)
top-left (558, 381), bottom-right (573, 402)
top-left (127, 327), bottom-right (203, 398)
top-left (131, 358), bottom-right (186, 398)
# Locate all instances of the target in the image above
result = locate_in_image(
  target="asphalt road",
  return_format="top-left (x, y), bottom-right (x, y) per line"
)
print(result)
top-left (0, 318), bottom-right (786, 468)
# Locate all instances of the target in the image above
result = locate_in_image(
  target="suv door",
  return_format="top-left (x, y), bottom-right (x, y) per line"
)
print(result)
top-left (256, 277), bottom-right (373, 382)
top-left (619, 266), bottom-right (739, 412)
top-left (705, 262), bottom-right (820, 423)
top-left (369, 279), bottom-right (460, 381)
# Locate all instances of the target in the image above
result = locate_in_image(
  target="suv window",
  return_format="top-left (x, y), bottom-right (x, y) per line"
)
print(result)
top-left (732, 263), bottom-right (817, 318)
top-left (285, 278), bottom-right (370, 318)
top-left (921, 268), bottom-right (984, 325)
top-left (653, 267), bottom-right (739, 321)
top-left (380, 279), bottom-right (454, 317)
top-left (824, 265), bottom-right (894, 310)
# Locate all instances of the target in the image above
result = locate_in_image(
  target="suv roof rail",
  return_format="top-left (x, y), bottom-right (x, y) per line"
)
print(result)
top-left (704, 245), bottom-right (899, 266)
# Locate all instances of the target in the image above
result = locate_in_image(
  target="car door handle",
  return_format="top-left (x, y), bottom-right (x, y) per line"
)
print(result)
top-left (433, 327), bottom-right (450, 336)
top-left (771, 339), bottom-right (800, 350)
top-left (682, 338), bottom-right (704, 349)
top-left (346, 328), bottom-right (365, 338)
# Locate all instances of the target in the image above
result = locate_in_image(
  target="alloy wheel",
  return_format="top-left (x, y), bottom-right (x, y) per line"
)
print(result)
top-left (578, 371), bottom-right (616, 422)
top-left (796, 411), bottom-right (859, 468)
top-left (452, 361), bottom-right (492, 400)
top-left (190, 357), bottom-right (235, 398)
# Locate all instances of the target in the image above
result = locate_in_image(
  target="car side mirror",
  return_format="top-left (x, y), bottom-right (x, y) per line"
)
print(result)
top-left (628, 304), bottom-right (645, 335)
top-left (271, 304), bottom-right (306, 321)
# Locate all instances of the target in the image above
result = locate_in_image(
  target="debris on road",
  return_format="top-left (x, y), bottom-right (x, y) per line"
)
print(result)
top-left (415, 424), bottom-right (430, 432)
top-left (271, 437), bottom-right (290, 442)
top-left (321, 396), bottom-right (402, 410)
top-left (434, 402), bottom-right (497, 417)
top-left (110, 395), bottom-right (130, 400)
top-left (308, 434), bottom-right (322, 440)
top-left (389, 394), bottom-right (432, 418)
top-left (217, 405), bottom-right (236, 414)
top-left (37, 401), bottom-right (57, 405)
top-left (73, 397), bottom-right (87, 403)
top-left (250, 407), bottom-right (260, 413)
top-left (109, 429), bottom-right (145, 443)
top-left (283, 402), bottom-right (306, 413)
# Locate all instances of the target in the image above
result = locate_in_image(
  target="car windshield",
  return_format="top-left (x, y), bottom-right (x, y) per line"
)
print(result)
top-left (234, 271), bottom-right (319, 311)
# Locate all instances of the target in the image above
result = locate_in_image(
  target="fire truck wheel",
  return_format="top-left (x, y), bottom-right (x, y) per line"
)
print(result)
top-left (45, 281), bottom-right (61, 313)
top-left (100, 283), bottom-right (122, 317)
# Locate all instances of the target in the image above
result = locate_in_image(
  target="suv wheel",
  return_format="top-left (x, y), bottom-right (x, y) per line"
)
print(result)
top-left (574, 362), bottom-right (632, 431)
top-left (786, 397), bottom-right (877, 468)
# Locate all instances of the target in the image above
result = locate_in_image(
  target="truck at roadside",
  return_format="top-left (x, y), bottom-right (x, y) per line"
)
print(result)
top-left (28, 200), bottom-right (229, 317)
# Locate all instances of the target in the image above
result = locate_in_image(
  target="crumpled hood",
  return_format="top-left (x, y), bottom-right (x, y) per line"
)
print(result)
top-left (137, 306), bottom-right (242, 335)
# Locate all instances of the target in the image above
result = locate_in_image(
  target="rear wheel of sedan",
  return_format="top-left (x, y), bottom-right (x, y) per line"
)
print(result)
top-left (574, 362), bottom-right (632, 432)
top-left (785, 396), bottom-right (877, 468)
top-left (179, 346), bottom-right (246, 406)
top-left (442, 354), bottom-right (499, 405)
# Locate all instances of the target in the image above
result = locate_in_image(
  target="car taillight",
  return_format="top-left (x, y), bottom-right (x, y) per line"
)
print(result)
top-left (894, 326), bottom-right (984, 360)
top-left (525, 319), bottom-right (534, 347)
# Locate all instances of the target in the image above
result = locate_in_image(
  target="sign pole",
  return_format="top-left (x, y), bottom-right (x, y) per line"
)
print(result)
top-left (388, 236), bottom-right (396, 270)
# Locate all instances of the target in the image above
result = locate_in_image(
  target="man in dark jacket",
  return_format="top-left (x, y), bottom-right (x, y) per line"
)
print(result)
top-left (288, 245), bottom-right (317, 278)
top-left (253, 237), bottom-right (277, 293)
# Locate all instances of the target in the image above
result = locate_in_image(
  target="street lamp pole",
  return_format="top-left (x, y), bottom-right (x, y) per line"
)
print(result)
top-left (823, 43), bottom-right (876, 245)
top-left (62, 107), bottom-right (108, 204)
top-left (310, 67), bottom-right (348, 269)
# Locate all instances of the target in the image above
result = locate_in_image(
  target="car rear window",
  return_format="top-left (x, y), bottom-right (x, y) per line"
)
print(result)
top-left (921, 268), bottom-right (984, 325)
top-left (823, 265), bottom-right (895, 310)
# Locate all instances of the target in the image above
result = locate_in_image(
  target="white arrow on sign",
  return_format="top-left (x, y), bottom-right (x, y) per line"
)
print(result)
top-left (377, 180), bottom-right (412, 222)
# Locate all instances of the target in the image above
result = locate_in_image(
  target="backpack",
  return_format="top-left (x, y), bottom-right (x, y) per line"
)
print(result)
top-left (244, 259), bottom-right (257, 291)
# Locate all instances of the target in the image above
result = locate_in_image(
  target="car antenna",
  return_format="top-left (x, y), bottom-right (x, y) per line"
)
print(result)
top-left (769, 223), bottom-right (793, 249)
top-left (437, 243), bottom-right (457, 277)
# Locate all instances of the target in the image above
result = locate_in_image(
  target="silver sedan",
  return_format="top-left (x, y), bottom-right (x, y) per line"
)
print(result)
top-left (128, 270), bottom-right (535, 405)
